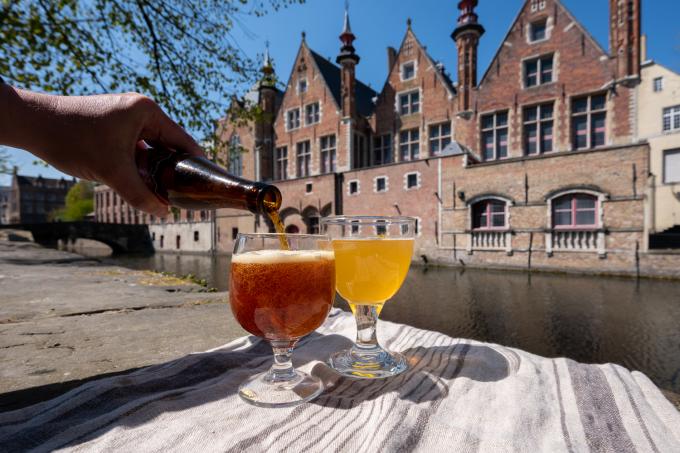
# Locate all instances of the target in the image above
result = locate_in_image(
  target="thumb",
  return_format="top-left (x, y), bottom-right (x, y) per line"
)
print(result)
top-left (106, 161), bottom-right (169, 218)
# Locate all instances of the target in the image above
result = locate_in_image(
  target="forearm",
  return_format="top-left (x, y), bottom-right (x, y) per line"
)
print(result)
top-left (0, 82), bottom-right (65, 159)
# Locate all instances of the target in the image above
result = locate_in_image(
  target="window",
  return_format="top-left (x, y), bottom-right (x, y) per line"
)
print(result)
top-left (296, 141), bottom-right (311, 177)
top-left (529, 20), bottom-right (547, 42)
top-left (194, 231), bottom-right (199, 242)
top-left (287, 108), bottom-right (300, 130)
top-left (305, 183), bottom-right (313, 193)
top-left (524, 54), bottom-right (553, 87)
top-left (472, 200), bottom-right (506, 229)
top-left (308, 217), bottom-right (320, 234)
top-left (663, 105), bottom-right (680, 132)
top-left (320, 135), bottom-right (336, 173)
top-left (406, 173), bottom-right (418, 189)
top-left (376, 220), bottom-right (387, 236)
top-left (352, 133), bottom-right (369, 169)
top-left (429, 122), bottom-right (452, 156)
top-left (552, 194), bottom-right (597, 228)
top-left (348, 180), bottom-right (359, 195)
top-left (160, 235), bottom-right (164, 248)
top-left (572, 94), bottom-right (607, 149)
top-left (401, 61), bottom-right (415, 80)
top-left (298, 79), bottom-right (307, 93)
top-left (653, 77), bottom-right (664, 92)
top-left (176, 235), bottom-right (181, 249)
top-left (373, 134), bottom-right (393, 165)
top-left (399, 90), bottom-right (420, 115)
top-left (305, 102), bottom-right (320, 125)
top-left (400, 129), bottom-right (420, 161)
top-left (228, 135), bottom-right (242, 177)
top-left (275, 146), bottom-right (288, 180)
top-left (480, 111), bottom-right (509, 161)
top-left (152, 232), bottom-right (156, 241)
top-left (523, 103), bottom-right (554, 155)
top-left (232, 227), bottom-right (239, 240)
top-left (376, 177), bottom-right (387, 192)
top-left (663, 149), bottom-right (680, 184)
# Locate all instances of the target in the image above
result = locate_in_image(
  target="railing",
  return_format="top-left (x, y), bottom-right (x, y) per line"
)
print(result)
top-left (552, 230), bottom-right (597, 250)
top-left (471, 230), bottom-right (507, 249)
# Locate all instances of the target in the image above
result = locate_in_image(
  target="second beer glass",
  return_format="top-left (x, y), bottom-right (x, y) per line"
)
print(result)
top-left (322, 216), bottom-right (416, 378)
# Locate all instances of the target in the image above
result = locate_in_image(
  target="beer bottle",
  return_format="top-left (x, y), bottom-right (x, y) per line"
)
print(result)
top-left (136, 142), bottom-right (281, 214)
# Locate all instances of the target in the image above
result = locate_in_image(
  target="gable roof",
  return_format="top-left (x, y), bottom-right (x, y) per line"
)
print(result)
top-left (308, 49), bottom-right (377, 117)
top-left (14, 175), bottom-right (74, 190)
top-left (479, 0), bottom-right (609, 86)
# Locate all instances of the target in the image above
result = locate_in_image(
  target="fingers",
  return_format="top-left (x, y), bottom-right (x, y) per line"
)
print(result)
top-left (140, 104), bottom-right (205, 158)
top-left (107, 162), bottom-right (169, 218)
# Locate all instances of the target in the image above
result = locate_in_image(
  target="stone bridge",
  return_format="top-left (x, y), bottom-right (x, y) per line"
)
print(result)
top-left (0, 222), bottom-right (154, 254)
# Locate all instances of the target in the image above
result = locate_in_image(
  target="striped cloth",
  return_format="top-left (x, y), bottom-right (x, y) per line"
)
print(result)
top-left (1, 309), bottom-right (679, 452)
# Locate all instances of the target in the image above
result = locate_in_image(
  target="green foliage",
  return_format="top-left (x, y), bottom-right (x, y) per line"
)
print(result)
top-left (51, 180), bottom-right (94, 221)
top-left (0, 147), bottom-right (11, 174)
top-left (0, 0), bottom-right (303, 142)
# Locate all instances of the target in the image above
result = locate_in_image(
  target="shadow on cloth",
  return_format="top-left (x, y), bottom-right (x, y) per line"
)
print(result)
top-left (309, 343), bottom-right (516, 409)
top-left (0, 331), bottom-right (350, 451)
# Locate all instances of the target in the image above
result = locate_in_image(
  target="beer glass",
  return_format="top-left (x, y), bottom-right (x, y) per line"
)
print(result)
top-left (229, 233), bottom-right (335, 407)
top-left (322, 216), bottom-right (416, 378)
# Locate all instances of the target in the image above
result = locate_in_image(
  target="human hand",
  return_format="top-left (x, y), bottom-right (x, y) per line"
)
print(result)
top-left (0, 86), bottom-right (204, 217)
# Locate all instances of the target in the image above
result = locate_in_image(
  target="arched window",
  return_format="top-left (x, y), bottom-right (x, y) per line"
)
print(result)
top-left (552, 194), bottom-right (598, 228)
top-left (472, 199), bottom-right (507, 229)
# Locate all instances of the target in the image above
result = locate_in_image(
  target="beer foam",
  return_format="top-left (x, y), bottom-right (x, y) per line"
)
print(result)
top-left (232, 249), bottom-right (334, 264)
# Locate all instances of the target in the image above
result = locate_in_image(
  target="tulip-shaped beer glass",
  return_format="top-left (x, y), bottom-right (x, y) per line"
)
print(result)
top-left (322, 216), bottom-right (415, 378)
top-left (229, 233), bottom-right (335, 407)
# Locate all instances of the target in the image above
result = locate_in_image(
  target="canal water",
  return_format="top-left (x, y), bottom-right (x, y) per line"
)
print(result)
top-left (105, 252), bottom-right (680, 395)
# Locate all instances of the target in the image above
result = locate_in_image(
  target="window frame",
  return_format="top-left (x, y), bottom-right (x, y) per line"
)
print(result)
top-left (471, 199), bottom-right (508, 231)
top-left (398, 89), bottom-right (421, 116)
top-left (429, 122), bottom-right (452, 156)
top-left (523, 102), bottom-right (554, 155)
top-left (305, 102), bottom-right (320, 126)
top-left (663, 148), bottom-right (680, 184)
top-left (274, 146), bottom-right (288, 180)
top-left (400, 60), bottom-right (416, 81)
top-left (373, 134), bottom-right (393, 165)
top-left (374, 176), bottom-right (388, 193)
top-left (404, 172), bottom-right (420, 190)
top-left (286, 108), bottom-right (301, 131)
top-left (399, 128), bottom-right (420, 161)
top-left (663, 105), bottom-right (680, 133)
top-left (653, 77), bottom-right (663, 92)
top-left (319, 134), bottom-right (336, 174)
top-left (571, 93), bottom-right (607, 150)
top-left (480, 110), bottom-right (509, 161)
top-left (524, 54), bottom-right (554, 88)
top-left (551, 193), bottom-right (599, 230)
top-left (529, 19), bottom-right (548, 42)
top-left (296, 140), bottom-right (311, 178)
top-left (347, 179), bottom-right (360, 196)
top-left (297, 78), bottom-right (307, 94)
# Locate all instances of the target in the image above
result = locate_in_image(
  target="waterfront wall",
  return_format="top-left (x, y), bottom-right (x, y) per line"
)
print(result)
top-left (149, 221), bottom-right (213, 253)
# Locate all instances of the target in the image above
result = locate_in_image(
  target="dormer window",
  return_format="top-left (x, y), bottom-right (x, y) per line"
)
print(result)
top-left (524, 54), bottom-right (553, 87)
top-left (298, 79), bottom-right (307, 93)
top-left (401, 61), bottom-right (416, 81)
top-left (529, 19), bottom-right (547, 42)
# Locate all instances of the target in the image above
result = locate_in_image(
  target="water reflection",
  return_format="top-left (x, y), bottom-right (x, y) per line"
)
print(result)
top-left (104, 253), bottom-right (680, 394)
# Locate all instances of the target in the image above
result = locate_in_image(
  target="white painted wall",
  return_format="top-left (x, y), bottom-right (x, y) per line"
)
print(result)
top-left (149, 221), bottom-right (213, 253)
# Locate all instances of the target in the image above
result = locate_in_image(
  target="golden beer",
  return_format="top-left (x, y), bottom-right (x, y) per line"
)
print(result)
top-left (332, 238), bottom-right (414, 310)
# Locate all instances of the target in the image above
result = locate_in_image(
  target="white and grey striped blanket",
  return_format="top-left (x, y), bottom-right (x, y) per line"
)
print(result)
top-left (1, 308), bottom-right (679, 452)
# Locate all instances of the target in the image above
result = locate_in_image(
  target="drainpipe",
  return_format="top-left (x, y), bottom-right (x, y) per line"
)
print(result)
top-left (437, 158), bottom-right (442, 248)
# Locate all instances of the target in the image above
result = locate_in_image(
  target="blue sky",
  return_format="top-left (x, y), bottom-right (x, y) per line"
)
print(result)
top-left (3, 0), bottom-right (679, 185)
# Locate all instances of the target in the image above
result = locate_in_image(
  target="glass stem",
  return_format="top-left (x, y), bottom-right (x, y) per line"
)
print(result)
top-left (353, 304), bottom-right (381, 351)
top-left (267, 340), bottom-right (297, 383)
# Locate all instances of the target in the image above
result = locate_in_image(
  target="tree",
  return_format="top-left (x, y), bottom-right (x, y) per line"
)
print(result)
top-left (1, 0), bottom-right (301, 144)
top-left (51, 180), bottom-right (95, 221)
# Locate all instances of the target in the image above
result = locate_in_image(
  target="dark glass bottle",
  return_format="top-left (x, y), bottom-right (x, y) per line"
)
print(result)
top-left (136, 142), bottom-right (281, 214)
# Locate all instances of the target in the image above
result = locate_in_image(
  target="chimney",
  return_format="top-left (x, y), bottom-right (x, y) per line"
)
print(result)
top-left (609, 0), bottom-right (641, 80)
top-left (451, 0), bottom-right (485, 113)
top-left (336, 4), bottom-right (360, 118)
top-left (387, 47), bottom-right (397, 72)
top-left (640, 33), bottom-right (647, 62)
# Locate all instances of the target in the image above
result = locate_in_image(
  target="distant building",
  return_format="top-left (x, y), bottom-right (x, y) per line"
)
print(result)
top-left (7, 169), bottom-right (75, 224)
top-left (93, 0), bottom-right (680, 276)
top-left (637, 52), bottom-right (680, 247)
top-left (0, 186), bottom-right (11, 224)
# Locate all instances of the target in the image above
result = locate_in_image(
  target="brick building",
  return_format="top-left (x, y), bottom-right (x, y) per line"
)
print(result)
top-left (8, 168), bottom-right (75, 224)
top-left (94, 0), bottom-right (680, 276)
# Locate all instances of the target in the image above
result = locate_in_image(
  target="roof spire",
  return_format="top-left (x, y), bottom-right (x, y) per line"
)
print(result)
top-left (260, 40), bottom-right (275, 89)
top-left (339, 0), bottom-right (356, 49)
top-left (457, 0), bottom-right (480, 26)
top-left (343, 0), bottom-right (352, 34)
top-left (263, 40), bottom-right (272, 69)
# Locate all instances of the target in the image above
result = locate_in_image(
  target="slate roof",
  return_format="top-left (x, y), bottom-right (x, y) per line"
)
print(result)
top-left (15, 175), bottom-right (74, 190)
top-left (309, 50), bottom-right (378, 117)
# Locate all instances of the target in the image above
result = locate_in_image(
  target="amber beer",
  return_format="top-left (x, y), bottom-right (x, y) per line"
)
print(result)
top-left (229, 250), bottom-right (335, 340)
top-left (136, 142), bottom-right (282, 215)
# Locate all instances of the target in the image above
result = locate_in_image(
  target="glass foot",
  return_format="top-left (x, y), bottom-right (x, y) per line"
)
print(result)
top-left (329, 346), bottom-right (407, 379)
top-left (238, 369), bottom-right (324, 408)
